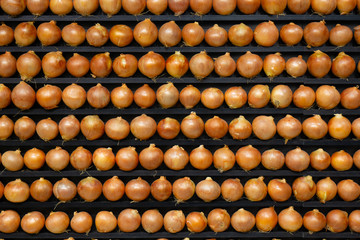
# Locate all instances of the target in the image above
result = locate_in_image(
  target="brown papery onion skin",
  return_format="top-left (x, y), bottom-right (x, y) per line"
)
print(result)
top-left (45, 212), bottom-right (70, 234)
top-left (2, 150), bottom-right (23, 171)
top-left (231, 208), bottom-right (255, 232)
top-left (0, 115), bottom-right (14, 140)
top-left (0, 210), bottom-right (20, 233)
top-left (142, 209), bottom-right (163, 233)
top-left (90, 52), bottom-right (112, 78)
top-left (236, 145), bottom-right (261, 171)
top-left (303, 209), bottom-right (326, 232)
top-left (228, 23), bottom-right (253, 47)
top-left (278, 207), bottom-right (303, 232)
top-left (304, 21), bottom-right (330, 47)
top-left (293, 85), bottom-right (315, 109)
top-left (214, 52), bottom-right (236, 77)
top-left (310, 148), bottom-right (330, 170)
top-left (337, 179), bottom-right (360, 201)
top-left (166, 51), bottom-right (189, 78)
top-left (138, 51), bottom-right (165, 79)
top-left (30, 178), bottom-right (53, 202)
top-left (292, 175), bottom-right (316, 201)
top-left (105, 117), bottom-right (130, 141)
top-left (213, 145), bottom-right (235, 172)
top-left (225, 86), bottom-right (247, 109)
top-left (46, 146), bottom-right (69, 171)
top-left (285, 147), bottom-right (310, 172)
top-left (80, 115), bottom-right (105, 141)
top-left (14, 22), bottom-right (37, 47)
top-left (252, 115), bottom-right (276, 140)
top-left (330, 24), bottom-right (353, 46)
top-left (49, 0), bottom-right (73, 15)
top-left (87, 83), bottom-right (110, 109)
top-left (205, 116), bottom-right (228, 139)
top-left (228, 115), bottom-right (252, 140)
top-left (244, 176), bottom-right (267, 201)
top-left (133, 18), bottom-right (158, 47)
top-left (36, 84), bottom-right (62, 110)
top-left (337, 0), bottom-right (356, 14)
top-left (255, 207), bottom-right (277, 232)
top-left (268, 179), bottom-right (291, 202)
top-left (179, 85), bottom-right (200, 109)
top-left (205, 24), bottom-right (228, 47)
top-left (122, 0), bottom-right (146, 14)
top-left (261, 0), bottom-right (287, 14)
top-left (53, 178), bottom-right (77, 202)
top-left (169, 0), bottom-right (189, 15)
top-left (24, 148), bottom-right (45, 170)
top-left (355, 149), bottom-right (360, 169)
top-left (207, 209), bottom-right (230, 232)
top-left (182, 22), bottom-right (204, 47)
top-left (311, 0), bottom-right (336, 15)
top-left (352, 118), bottom-right (360, 139)
top-left (116, 146), bottom-right (138, 171)
top-left (164, 145), bottom-right (189, 170)
top-left (189, 51), bottom-right (214, 80)
top-left (103, 176), bottom-right (124, 201)
top-left (164, 210), bottom-right (185, 233)
top-left (331, 150), bottom-right (353, 171)
top-left (280, 23), bottom-right (303, 46)
top-left (99, 0), bottom-right (121, 16)
top-left (77, 177), bottom-right (102, 202)
top-left (1, 0), bottom-right (26, 16)
top-left (157, 117), bottom-right (180, 140)
top-left (172, 177), bottom-right (195, 202)
top-left (93, 147), bottom-right (115, 171)
top-left (16, 51), bottom-right (41, 81)
top-left (190, 145), bottom-right (213, 170)
top-left (109, 25), bottom-right (133, 47)
top-left (70, 212), bottom-right (92, 234)
top-left (190, 0), bottom-right (212, 14)
top-left (134, 84), bottom-right (156, 109)
top-left (21, 211), bottom-right (45, 234)
top-left (317, 177), bottom-right (337, 203)
top-left (147, 0), bottom-right (167, 14)
top-left (248, 84), bottom-right (270, 108)
top-left (4, 179), bottom-right (30, 203)
top-left (181, 112), bottom-right (204, 139)
top-left (111, 84), bottom-right (133, 109)
top-left (315, 85), bottom-right (340, 109)
top-left (0, 52), bottom-right (16, 78)
top-left (61, 23), bottom-right (86, 46)
top-left (70, 146), bottom-right (92, 171)
top-left (328, 114), bottom-right (352, 140)
top-left (139, 144), bottom-right (163, 170)
top-left (213, 0), bottom-right (236, 14)
top-left (130, 114), bottom-right (157, 140)
top-left (59, 115), bottom-right (80, 141)
top-left (150, 176), bottom-right (172, 201)
top-left (270, 84), bottom-right (292, 108)
top-left (159, 21), bottom-right (181, 47)
top-left (196, 177), bottom-right (221, 202)
top-left (66, 53), bottom-right (89, 78)
top-left (86, 23), bottom-right (109, 47)
top-left (332, 52), bottom-right (356, 78)
top-left (201, 88), bottom-right (224, 109)
top-left (95, 211), bottom-right (117, 233)
top-left (73, 0), bottom-right (98, 15)
top-left (113, 54), bottom-right (137, 78)
top-left (36, 118), bottom-right (59, 141)
top-left (263, 53), bottom-right (285, 78)
top-left (62, 84), bottom-right (86, 110)
top-left (287, 0), bottom-right (310, 13)
top-left (302, 115), bottom-right (328, 140)
top-left (42, 51), bottom-right (66, 78)
top-left (236, 51), bottom-right (263, 78)
top-left (157, 82), bottom-right (179, 109)
top-left (0, 24), bottom-right (14, 46)
top-left (186, 212), bottom-right (207, 233)
top-left (254, 21), bottom-right (279, 47)
top-left (125, 177), bottom-right (151, 202)
top-left (349, 210), bottom-right (360, 232)
top-left (14, 116), bottom-right (36, 140)
top-left (286, 55), bottom-right (307, 78)
top-left (277, 114), bottom-right (302, 141)
top-left (326, 209), bottom-right (348, 232)
top-left (221, 178), bottom-right (243, 202)
top-left (37, 21), bottom-right (61, 46)
top-left (237, 0), bottom-right (260, 13)
top-left (341, 87), bottom-right (360, 110)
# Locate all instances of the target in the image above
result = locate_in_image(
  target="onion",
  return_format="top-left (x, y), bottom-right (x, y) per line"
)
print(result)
top-left (286, 55), bottom-right (307, 78)
top-left (208, 209), bottom-right (230, 232)
top-left (142, 209), bottom-right (163, 233)
top-left (303, 209), bottom-right (326, 232)
top-left (353, 118), bottom-right (360, 139)
top-left (36, 84), bottom-right (62, 109)
top-left (196, 177), bottom-right (220, 202)
top-left (332, 52), bottom-right (356, 78)
top-left (1, 0), bottom-right (26, 16)
top-left (45, 212), bottom-right (69, 234)
top-left (164, 145), bottom-right (189, 170)
top-left (90, 52), bottom-right (112, 78)
top-left (138, 51), bottom-right (165, 79)
top-left (236, 51), bottom-right (263, 78)
top-left (125, 177), bottom-right (150, 201)
top-left (328, 114), bottom-right (351, 140)
top-left (30, 178), bottom-right (52, 202)
top-left (147, 0), bottom-right (167, 14)
top-left (62, 84), bottom-right (86, 109)
top-left (122, 0), bottom-right (145, 14)
top-left (16, 51), bottom-right (41, 81)
top-left (280, 23), bottom-right (303, 46)
top-left (109, 25), bottom-right (133, 47)
top-left (214, 52), bottom-right (236, 77)
top-left (211, 146), bottom-right (235, 172)
top-left (24, 148), bottom-right (45, 170)
top-left (95, 211), bottom-right (117, 233)
top-left (166, 52), bottom-right (189, 78)
top-left (205, 24), bottom-right (228, 47)
top-left (0, 115), bottom-right (13, 140)
top-left (293, 85), bottom-right (315, 109)
top-left (80, 115), bottom-right (105, 141)
top-left (157, 117), bottom-right (180, 139)
top-left (2, 150), bottom-right (23, 171)
top-left (116, 146), bottom-right (138, 171)
top-left (316, 177), bottom-right (337, 203)
top-left (113, 54), bottom-right (137, 79)
top-left (46, 146), bottom-right (69, 171)
top-left (181, 112), bottom-right (204, 139)
top-left (164, 210), bottom-right (185, 233)
top-left (315, 85), bottom-right (340, 109)
top-left (36, 118), bottom-right (58, 141)
top-left (182, 22), bottom-right (204, 47)
top-left (308, 50), bottom-right (332, 78)
top-left (70, 146), bottom-right (92, 171)
top-left (248, 84), bottom-right (270, 108)
top-left (338, 179), bottom-right (360, 201)
top-left (15, 22), bottom-right (36, 46)
top-left (87, 83), bottom-right (110, 109)
top-left (355, 25), bottom-right (360, 44)
top-left (156, 22), bottom-right (180, 48)
top-left (285, 147), bottom-right (310, 172)
top-left (221, 178), bottom-right (243, 202)
top-left (139, 144), bottom-right (163, 170)
top-left (37, 21), bottom-right (61, 46)
top-left (111, 84), bottom-right (133, 108)
top-left (261, 148), bottom-right (285, 170)
top-left (237, 0), bottom-right (260, 13)
top-left (186, 212), bottom-right (207, 233)
top-left (66, 53), bottom-right (89, 78)
top-left (151, 176), bottom-right (172, 201)
top-left (254, 21), bottom-right (279, 47)
top-left (172, 177), bottom-right (195, 202)
top-left (261, 0), bottom-right (286, 14)
top-left (349, 210), bottom-right (360, 232)
top-left (252, 115), bottom-right (276, 140)
top-left (99, 0), bottom-right (121, 16)
top-left (133, 18), bottom-right (158, 47)
top-left (244, 176), bottom-right (267, 201)
top-left (105, 117), bottom-right (129, 141)
top-left (61, 23), bottom-right (86, 46)
top-left (270, 84), bottom-right (292, 108)
top-left (0, 52), bottom-right (16, 78)
top-left (189, 145), bottom-right (213, 169)
top-left (311, 0), bottom-right (336, 14)
top-left (53, 178), bottom-right (77, 202)
top-left (341, 87), bottom-right (360, 109)
top-left (236, 145), bottom-right (261, 171)
top-left (189, 51), bottom-right (214, 80)
top-left (179, 85), bottom-right (200, 109)
top-left (0, 210), bottom-right (20, 233)
top-left (331, 150), bottom-right (353, 171)
top-left (302, 115), bottom-right (328, 139)
top-left (73, 0), bottom-right (98, 15)
top-left (267, 179), bottom-right (291, 202)
top-left (86, 23), bottom-right (109, 47)
top-left (42, 51), bottom-right (66, 78)
top-left (263, 52), bottom-right (285, 78)
top-left (326, 209), bottom-right (348, 232)
top-left (49, 0), bottom-right (73, 15)
top-left (228, 23), bottom-right (253, 47)
top-left (70, 212), bottom-right (92, 234)
top-left (213, 0), bottom-right (236, 14)
top-left (355, 149), bottom-right (360, 169)
top-left (93, 147), bottom-right (115, 171)
top-left (338, 0), bottom-right (356, 14)
top-left (292, 175), bottom-right (316, 201)
top-left (277, 114), bottom-right (302, 141)
top-left (0, 24), bottom-right (14, 46)
top-left (130, 114), bottom-right (157, 140)
top-left (169, 0), bottom-right (189, 15)
top-left (134, 84), bottom-right (156, 109)
top-left (4, 179), bottom-right (29, 203)
top-left (205, 116), bottom-right (228, 139)
top-left (59, 115), bottom-right (80, 141)
top-left (304, 21), bottom-right (329, 47)
top-left (310, 148), bottom-right (330, 170)
top-left (201, 88), bottom-right (224, 109)
top-left (224, 86), bottom-right (247, 109)
top-left (330, 24), bottom-right (353, 46)
top-left (103, 176), bottom-right (124, 201)
top-left (77, 177), bottom-right (102, 202)
top-left (278, 207), bottom-right (302, 232)
top-left (14, 116), bottom-right (36, 140)
top-left (287, 0), bottom-right (310, 13)
top-left (231, 208), bottom-right (255, 232)
top-left (21, 211), bottom-right (45, 234)
top-left (190, 0), bottom-right (212, 14)
top-left (157, 82), bottom-right (179, 108)
top-left (255, 207), bottom-right (277, 232)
